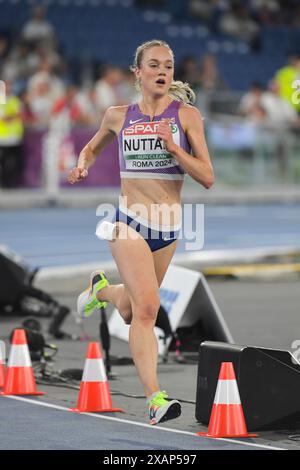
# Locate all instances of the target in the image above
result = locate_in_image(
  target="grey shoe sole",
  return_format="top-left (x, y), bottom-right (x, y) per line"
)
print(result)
top-left (153, 401), bottom-right (182, 425)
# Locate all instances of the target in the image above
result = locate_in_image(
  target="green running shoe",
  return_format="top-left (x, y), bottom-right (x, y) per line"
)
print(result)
top-left (77, 271), bottom-right (109, 318)
top-left (148, 391), bottom-right (181, 425)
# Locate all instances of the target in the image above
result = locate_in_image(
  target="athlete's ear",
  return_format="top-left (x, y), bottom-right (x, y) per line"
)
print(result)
top-left (134, 67), bottom-right (141, 81)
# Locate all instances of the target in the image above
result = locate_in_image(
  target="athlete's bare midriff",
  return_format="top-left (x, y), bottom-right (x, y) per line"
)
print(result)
top-left (113, 105), bottom-right (185, 227)
top-left (120, 177), bottom-right (183, 227)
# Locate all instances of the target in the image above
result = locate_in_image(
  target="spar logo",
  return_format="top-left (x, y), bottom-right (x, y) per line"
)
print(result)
top-left (124, 121), bottom-right (160, 135)
top-left (124, 119), bottom-right (177, 135)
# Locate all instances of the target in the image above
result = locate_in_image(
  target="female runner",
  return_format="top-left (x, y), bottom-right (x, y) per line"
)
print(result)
top-left (68, 40), bottom-right (214, 425)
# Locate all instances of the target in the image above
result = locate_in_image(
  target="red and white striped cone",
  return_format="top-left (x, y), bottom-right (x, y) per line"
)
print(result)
top-left (70, 342), bottom-right (124, 413)
top-left (0, 341), bottom-right (6, 389)
top-left (197, 362), bottom-right (257, 438)
top-left (0, 329), bottom-right (45, 396)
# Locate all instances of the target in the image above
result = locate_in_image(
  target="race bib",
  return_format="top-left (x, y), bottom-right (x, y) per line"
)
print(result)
top-left (122, 121), bottom-right (180, 170)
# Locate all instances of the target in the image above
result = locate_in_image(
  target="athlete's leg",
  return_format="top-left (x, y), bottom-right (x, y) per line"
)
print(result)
top-left (97, 238), bottom-right (178, 325)
top-left (97, 242), bottom-right (178, 324)
top-left (105, 222), bottom-right (161, 398)
top-left (152, 240), bottom-right (178, 286)
top-left (97, 283), bottom-right (132, 324)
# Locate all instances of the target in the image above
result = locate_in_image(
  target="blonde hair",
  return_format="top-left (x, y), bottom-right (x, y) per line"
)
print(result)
top-left (130, 39), bottom-right (196, 105)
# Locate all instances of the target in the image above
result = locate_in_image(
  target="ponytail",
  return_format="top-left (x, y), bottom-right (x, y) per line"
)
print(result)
top-left (169, 80), bottom-right (196, 105)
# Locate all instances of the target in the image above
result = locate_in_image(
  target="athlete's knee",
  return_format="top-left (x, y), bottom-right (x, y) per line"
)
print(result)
top-left (132, 294), bottom-right (160, 324)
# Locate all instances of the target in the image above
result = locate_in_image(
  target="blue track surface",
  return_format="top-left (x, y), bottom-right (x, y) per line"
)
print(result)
top-left (0, 398), bottom-right (259, 450)
top-left (0, 204), bottom-right (299, 268)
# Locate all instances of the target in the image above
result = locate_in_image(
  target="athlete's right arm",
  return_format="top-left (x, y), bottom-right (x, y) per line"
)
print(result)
top-left (68, 107), bottom-right (120, 184)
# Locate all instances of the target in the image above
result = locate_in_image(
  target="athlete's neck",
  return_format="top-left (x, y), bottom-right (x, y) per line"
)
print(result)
top-left (138, 96), bottom-right (173, 120)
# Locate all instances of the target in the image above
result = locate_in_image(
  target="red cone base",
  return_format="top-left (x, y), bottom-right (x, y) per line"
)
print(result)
top-left (197, 404), bottom-right (257, 438)
top-left (69, 382), bottom-right (123, 413)
top-left (0, 367), bottom-right (45, 396)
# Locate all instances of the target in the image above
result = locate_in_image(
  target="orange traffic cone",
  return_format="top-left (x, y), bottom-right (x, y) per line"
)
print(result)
top-left (0, 341), bottom-right (5, 389)
top-left (0, 329), bottom-right (44, 396)
top-left (70, 342), bottom-right (123, 413)
top-left (197, 362), bottom-right (257, 438)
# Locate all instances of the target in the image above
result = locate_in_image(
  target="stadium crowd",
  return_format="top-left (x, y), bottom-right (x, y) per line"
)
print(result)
top-left (0, 2), bottom-right (300, 187)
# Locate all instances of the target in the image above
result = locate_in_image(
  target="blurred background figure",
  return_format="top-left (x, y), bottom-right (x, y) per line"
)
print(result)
top-left (177, 55), bottom-right (201, 89)
top-left (261, 80), bottom-right (300, 128)
top-left (239, 81), bottom-right (266, 121)
top-left (94, 65), bottom-right (125, 119)
top-left (118, 68), bottom-right (141, 105)
top-left (0, 33), bottom-right (10, 76)
top-left (275, 55), bottom-right (300, 115)
top-left (52, 84), bottom-right (94, 128)
top-left (198, 54), bottom-right (227, 92)
top-left (27, 59), bottom-right (65, 103)
top-left (72, 86), bottom-right (99, 127)
top-left (26, 73), bottom-right (55, 130)
top-left (0, 81), bottom-right (24, 188)
top-left (219, 2), bottom-right (261, 51)
top-left (2, 40), bottom-right (38, 92)
top-left (21, 5), bottom-right (56, 49)
top-left (187, 0), bottom-right (226, 28)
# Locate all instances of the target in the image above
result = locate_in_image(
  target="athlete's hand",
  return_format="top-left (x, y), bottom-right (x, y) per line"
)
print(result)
top-left (157, 119), bottom-right (176, 154)
top-left (68, 167), bottom-right (88, 184)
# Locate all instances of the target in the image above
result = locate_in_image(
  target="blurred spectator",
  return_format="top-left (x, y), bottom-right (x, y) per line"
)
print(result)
top-left (239, 81), bottom-right (265, 119)
top-left (260, 80), bottom-right (299, 127)
top-left (94, 66), bottom-right (124, 118)
top-left (28, 59), bottom-right (65, 102)
top-left (0, 81), bottom-right (24, 187)
top-left (250, 0), bottom-right (281, 26)
top-left (21, 6), bottom-right (56, 49)
top-left (27, 76), bottom-right (54, 129)
top-left (260, 79), bottom-right (300, 182)
top-left (0, 34), bottom-right (10, 75)
top-left (291, 4), bottom-right (300, 27)
top-left (118, 69), bottom-right (140, 104)
top-left (2, 41), bottom-right (39, 88)
top-left (73, 87), bottom-right (99, 126)
top-left (177, 56), bottom-right (201, 89)
top-left (198, 54), bottom-right (227, 91)
top-left (239, 80), bottom-right (300, 127)
top-left (52, 85), bottom-right (93, 127)
top-left (219, 2), bottom-right (261, 51)
top-left (34, 45), bottom-right (65, 76)
top-left (188, 0), bottom-right (228, 25)
top-left (275, 55), bottom-right (300, 114)
top-left (20, 90), bottom-right (36, 128)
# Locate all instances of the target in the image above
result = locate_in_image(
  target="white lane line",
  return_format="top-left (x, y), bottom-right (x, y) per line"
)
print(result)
top-left (3, 396), bottom-right (286, 451)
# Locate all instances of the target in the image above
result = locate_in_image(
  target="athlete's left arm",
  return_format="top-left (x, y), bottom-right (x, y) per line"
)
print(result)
top-left (157, 106), bottom-right (214, 189)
